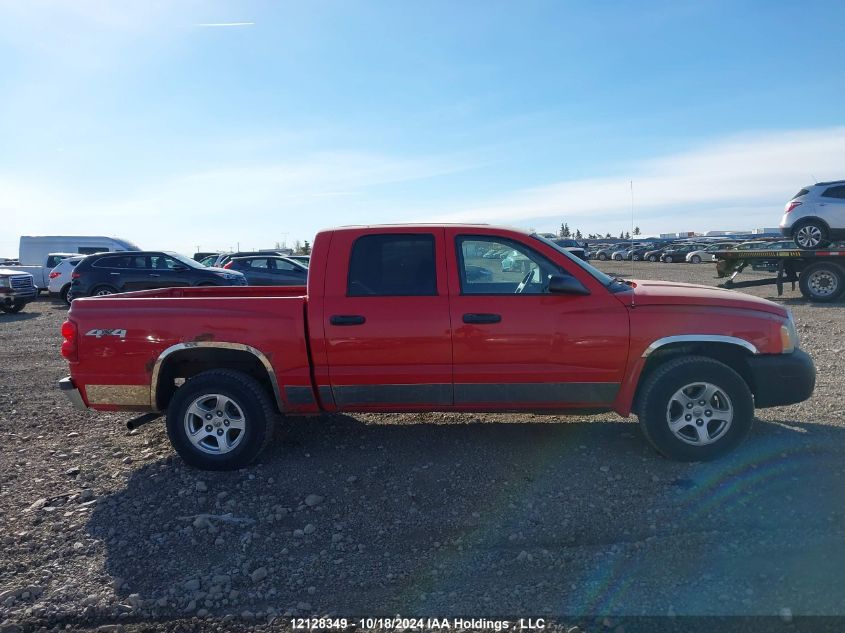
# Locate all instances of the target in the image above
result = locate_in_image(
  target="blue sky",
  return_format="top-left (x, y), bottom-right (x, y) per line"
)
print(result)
top-left (1, 0), bottom-right (844, 255)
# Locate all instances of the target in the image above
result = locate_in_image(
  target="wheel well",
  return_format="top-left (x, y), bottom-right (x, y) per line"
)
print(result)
top-left (154, 348), bottom-right (281, 412)
top-left (793, 216), bottom-right (831, 232)
top-left (633, 342), bottom-right (756, 411)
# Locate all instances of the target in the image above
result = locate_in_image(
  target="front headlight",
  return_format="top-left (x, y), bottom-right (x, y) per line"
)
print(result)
top-left (780, 311), bottom-right (799, 353)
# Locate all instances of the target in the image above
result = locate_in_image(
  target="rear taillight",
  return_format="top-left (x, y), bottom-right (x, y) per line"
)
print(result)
top-left (71, 272), bottom-right (81, 279)
top-left (61, 320), bottom-right (78, 361)
top-left (223, 262), bottom-right (233, 269)
top-left (49, 271), bottom-right (61, 279)
top-left (785, 200), bottom-right (802, 214)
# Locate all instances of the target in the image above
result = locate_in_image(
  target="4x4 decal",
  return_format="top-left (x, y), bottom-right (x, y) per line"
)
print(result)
top-left (85, 328), bottom-right (127, 339)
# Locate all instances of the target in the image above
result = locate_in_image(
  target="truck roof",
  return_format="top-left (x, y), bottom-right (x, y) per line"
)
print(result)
top-left (324, 223), bottom-right (533, 234)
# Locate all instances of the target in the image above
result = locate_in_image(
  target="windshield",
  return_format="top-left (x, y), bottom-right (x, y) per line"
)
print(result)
top-left (531, 234), bottom-right (616, 287)
top-left (165, 251), bottom-right (203, 268)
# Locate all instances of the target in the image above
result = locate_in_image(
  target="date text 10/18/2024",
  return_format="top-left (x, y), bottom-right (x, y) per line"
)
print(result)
top-left (293, 618), bottom-right (548, 631)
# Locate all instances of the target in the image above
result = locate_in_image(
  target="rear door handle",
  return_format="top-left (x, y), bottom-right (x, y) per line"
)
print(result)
top-left (463, 313), bottom-right (501, 324)
top-left (149, 274), bottom-right (160, 277)
top-left (330, 314), bottom-right (366, 326)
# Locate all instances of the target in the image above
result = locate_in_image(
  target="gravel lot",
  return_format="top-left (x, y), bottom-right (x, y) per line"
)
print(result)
top-left (1, 261), bottom-right (844, 632)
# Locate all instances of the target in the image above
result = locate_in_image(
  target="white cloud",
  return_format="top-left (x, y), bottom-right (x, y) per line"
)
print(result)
top-left (1, 126), bottom-right (843, 256)
top-left (419, 127), bottom-right (845, 233)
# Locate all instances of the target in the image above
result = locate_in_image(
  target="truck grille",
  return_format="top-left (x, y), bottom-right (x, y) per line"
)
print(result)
top-left (10, 276), bottom-right (34, 290)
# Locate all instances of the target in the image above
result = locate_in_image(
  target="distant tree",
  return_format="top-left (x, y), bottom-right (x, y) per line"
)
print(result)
top-left (605, 232), bottom-right (612, 238)
top-left (575, 229), bottom-right (582, 239)
top-left (619, 231), bottom-right (624, 239)
top-left (298, 240), bottom-right (312, 255)
top-left (559, 223), bottom-right (571, 238)
top-left (625, 231), bottom-right (631, 240)
top-left (633, 226), bottom-right (641, 236)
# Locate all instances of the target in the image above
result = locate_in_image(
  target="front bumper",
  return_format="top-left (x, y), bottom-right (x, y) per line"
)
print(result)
top-left (59, 377), bottom-right (88, 412)
top-left (0, 287), bottom-right (38, 306)
top-left (747, 348), bottom-right (816, 408)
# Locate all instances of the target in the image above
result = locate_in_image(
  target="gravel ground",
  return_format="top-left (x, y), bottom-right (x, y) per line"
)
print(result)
top-left (1, 261), bottom-right (844, 632)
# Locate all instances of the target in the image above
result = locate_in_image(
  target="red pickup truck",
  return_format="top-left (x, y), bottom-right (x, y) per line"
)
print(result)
top-left (59, 225), bottom-right (815, 470)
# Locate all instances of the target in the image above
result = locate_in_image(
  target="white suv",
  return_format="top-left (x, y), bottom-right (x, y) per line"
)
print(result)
top-left (780, 181), bottom-right (845, 248)
top-left (47, 255), bottom-right (85, 305)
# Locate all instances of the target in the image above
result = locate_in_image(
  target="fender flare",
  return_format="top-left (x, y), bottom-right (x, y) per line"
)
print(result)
top-left (149, 342), bottom-right (283, 411)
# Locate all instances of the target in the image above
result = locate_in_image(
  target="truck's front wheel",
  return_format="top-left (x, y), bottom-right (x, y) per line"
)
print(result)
top-left (166, 369), bottom-right (276, 470)
top-left (636, 356), bottom-right (753, 461)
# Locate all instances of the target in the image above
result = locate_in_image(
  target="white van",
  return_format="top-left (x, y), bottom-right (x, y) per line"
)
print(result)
top-left (18, 236), bottom-right (141, 265)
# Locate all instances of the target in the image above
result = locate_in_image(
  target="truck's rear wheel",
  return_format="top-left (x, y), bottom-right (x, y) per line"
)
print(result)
top-left (636, 356), bottom-right (753, 461)
top-left (166, 369), bottom-right (276, 470)
top-left (799, 262), bottom-right (844, 302)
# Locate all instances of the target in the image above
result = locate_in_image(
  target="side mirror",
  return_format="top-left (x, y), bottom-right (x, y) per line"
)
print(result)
top-left (548, 274), bottom-right (590, 295)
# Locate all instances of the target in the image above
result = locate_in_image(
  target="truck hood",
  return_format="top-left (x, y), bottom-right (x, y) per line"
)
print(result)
top-left (0, 268), bottom-right (33, 277)
top-left (627, 279), bottom-right (788, 317)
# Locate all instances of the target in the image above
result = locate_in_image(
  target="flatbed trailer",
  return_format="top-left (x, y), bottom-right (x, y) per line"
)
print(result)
top-left (714, 248), bottom-right (845, 302)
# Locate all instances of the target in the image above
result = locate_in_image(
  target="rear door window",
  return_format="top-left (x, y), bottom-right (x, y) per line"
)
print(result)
top-left (93, 255), bottom-right (132, 269)
top-left (821, 185), bottom-right (845, 199)
top-left (347, 234), bottom-right (437, 296)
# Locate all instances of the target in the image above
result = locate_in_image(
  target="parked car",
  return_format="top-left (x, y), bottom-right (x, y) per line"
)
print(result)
top-left (686, 243), bottom-right (737, 264)
top-left (287, 255), bottom-right (311, 267)
top-left (70, 251), bottom-right (247, 297)
top-left (0, 269), bottom-right (38, 313)
top-left (60, 224), bottom-right (815, 470)
top-left (207, 250), bottom-right (291, 268)
top-left (592, 246), bottom-right (617, 261)
top-left (780, 180), bottom-right (845, 248)
top-left (550, 238), bottom-right (587, 260)
top-left (644, 246), bottom-right (674, 262)
top-left (660, 244), bottom-right (706, 263)
top-left (48, 255), bottom-right (87, 304)
top-left (223, 256), bottom-right (308, 286)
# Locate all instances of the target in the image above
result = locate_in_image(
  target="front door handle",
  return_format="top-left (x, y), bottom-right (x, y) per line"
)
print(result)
top-left (149, 273), bottom-right (160, 277)
top-left (463, 313), bottom-right (501, 324)
top-left (330, 314), bottom-right (366, 326)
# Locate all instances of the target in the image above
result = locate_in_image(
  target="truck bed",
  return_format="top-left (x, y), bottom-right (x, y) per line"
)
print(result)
top-left (67, 286), bottom-right (313, 413)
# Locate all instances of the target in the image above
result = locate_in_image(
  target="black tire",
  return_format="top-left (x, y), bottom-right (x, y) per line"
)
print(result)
top-left (798, 262), bottom-right (844, 302)
top-left (166, 369), bottom-right (276, 470)
top-left (597, 253), bottom-right (608, 261)
top-left (664, 255), bottom-right (673, 263)
top-left (0, 302), bottom-right (24, 314)
top-left (648, 255), bottom-right (657, 262)
top-left (792, 220), bottom-right (830, 249)
top-left (632, 254), bottom-right (642, 261)
top-left (60, 284), bottom-right (72, 305)
top-left (690, 255), bottom-right (702, 264)
top-left (91, 285), bottom-right (118, 297)
top-left (636, 356), bottom-right (753, 462)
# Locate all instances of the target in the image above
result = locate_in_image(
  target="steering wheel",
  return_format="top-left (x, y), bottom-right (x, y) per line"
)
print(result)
top-left (515, 269), bottom-right (534, 294)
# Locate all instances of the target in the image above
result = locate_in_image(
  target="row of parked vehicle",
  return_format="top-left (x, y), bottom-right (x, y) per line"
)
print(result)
top-left (588, 238), bottom-right (797, 264)
top-left (1, 245), bottom-right (311, 313)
